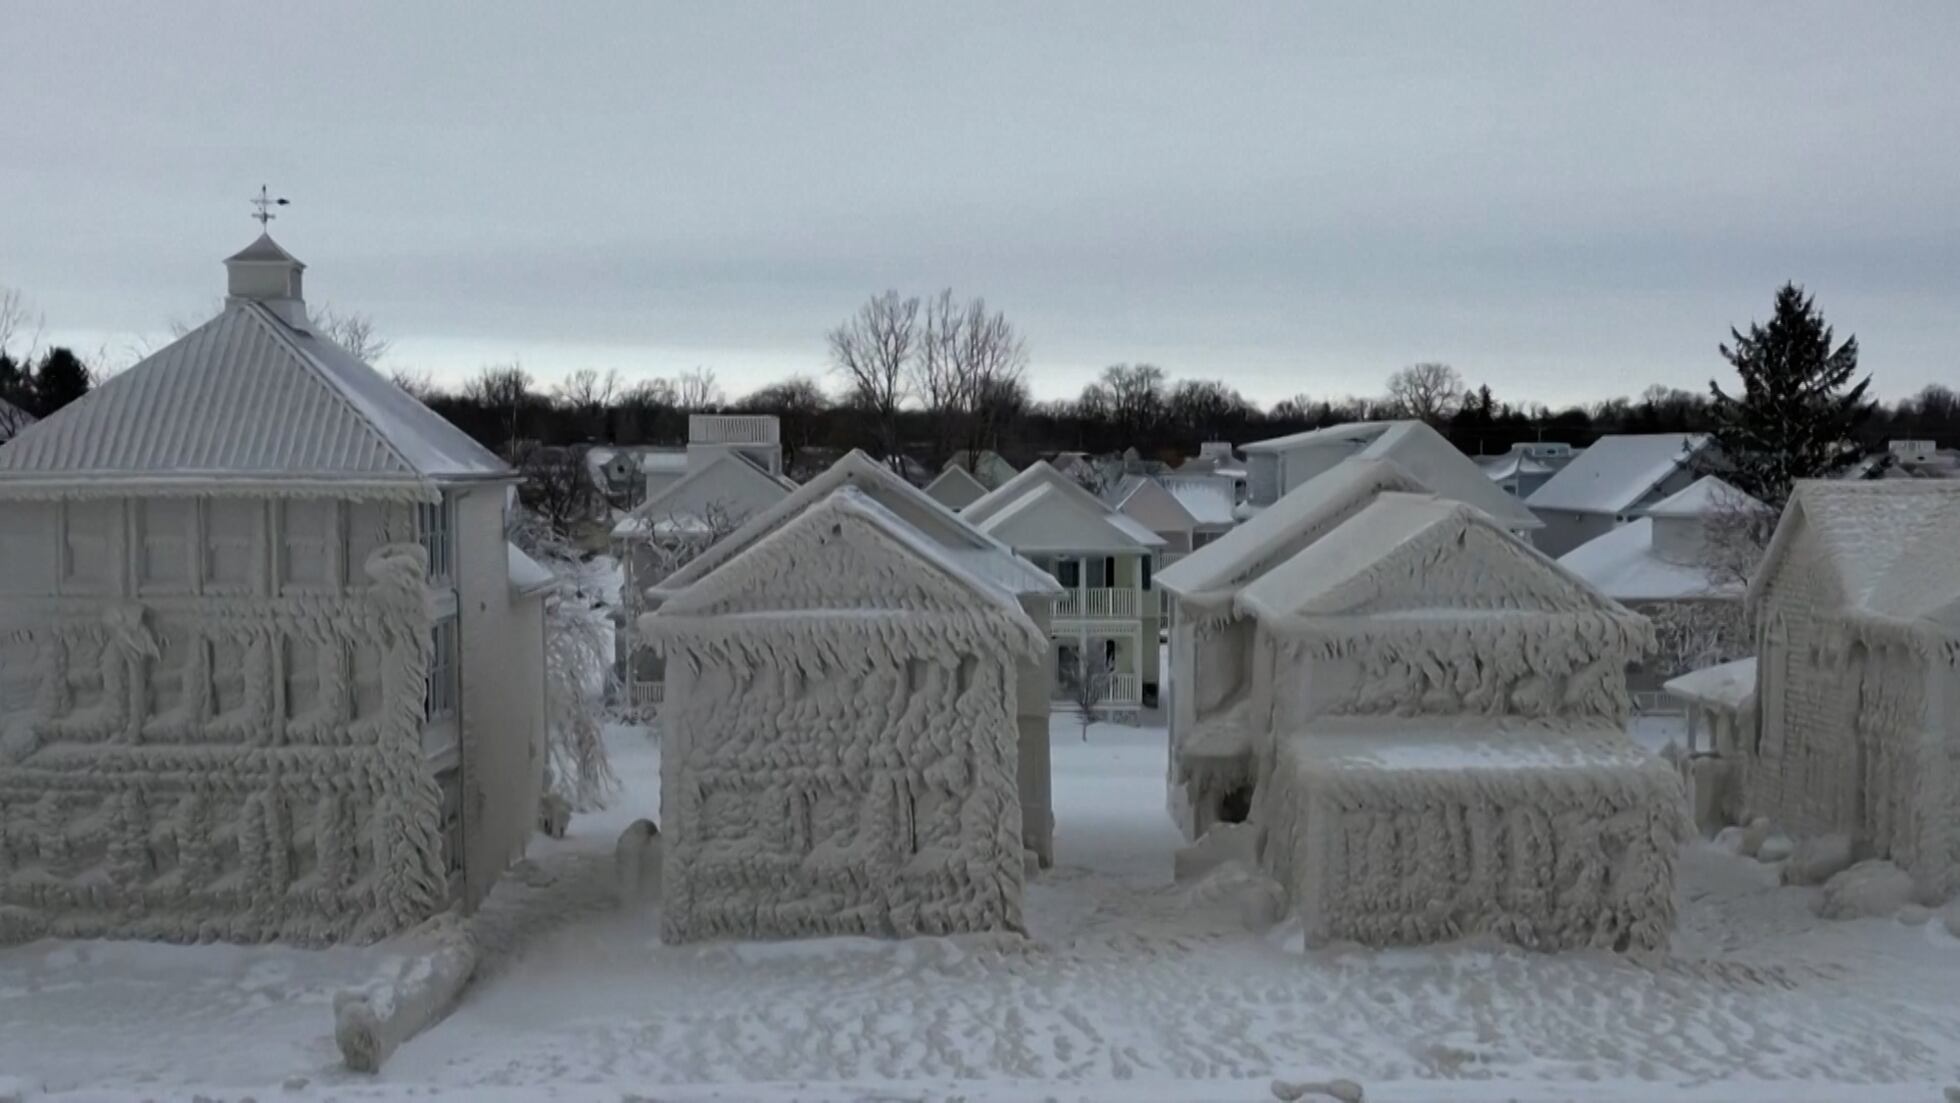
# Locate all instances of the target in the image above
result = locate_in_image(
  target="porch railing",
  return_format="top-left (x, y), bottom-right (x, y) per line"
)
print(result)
top-left (1103, 672), bottom-right (1140, 707)
top-left (1054, 587), bottom-right (1140, 619)
top-left (628, 679), bottom-right (665, 714)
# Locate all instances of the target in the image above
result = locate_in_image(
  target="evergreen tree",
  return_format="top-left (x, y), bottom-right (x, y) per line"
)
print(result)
top-left (1705, 283), bottom-right (1871, 507)
top-left (0, 352), bottom-right (32, 414)
top-left (30, 347), bottom-right (91, 418)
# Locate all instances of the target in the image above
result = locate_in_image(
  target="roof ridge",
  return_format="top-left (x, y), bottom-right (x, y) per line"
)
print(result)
top-left (241, 303), bottom-right (421, 479)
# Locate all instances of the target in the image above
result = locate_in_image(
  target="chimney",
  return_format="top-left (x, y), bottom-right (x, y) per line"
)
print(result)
top-left (223, 233), bottom-right (308, 328)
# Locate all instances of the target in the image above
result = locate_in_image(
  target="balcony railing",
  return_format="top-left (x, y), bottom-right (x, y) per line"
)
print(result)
top-left (1054, 587), bottom-right (1140, 619)
top-left (688, 414), bottom-right (780, 445)
top-left (628, 679), bottom-right (665, 716)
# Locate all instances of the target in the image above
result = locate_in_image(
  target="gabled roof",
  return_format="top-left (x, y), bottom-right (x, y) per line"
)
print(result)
top-left (610, 450), bottom-right (792, 539)
top-left (1237, 493), bottom-right (1625, 623)
top-left (1163, 477), bottom-right (1237, 527)
top-left (651, 450), bottom-right (1059, 601)
top-left (1239, 420), bottom-right (1539, 531)
top-left (963, 460), bottom-right (1166, 550)
top-left (1747, 480), bottom-right (1960, 631)
top-left (969, 481), bottom-right (1163, 554)
top-left (1525, 434), bottom-right (1708, 515)
top-left (507, 543), bottom-right (558, 597)
top-left (1155, 458), bottom-right (1430, 601)
top-left (0, 301), bottom-right (510, 499)
top-left (924, 464), bottom-right (989, 510)
top-left (1642, 474), bottom-right (1764, 518)
top-left (1557, 518), bottom-right (1740, 602)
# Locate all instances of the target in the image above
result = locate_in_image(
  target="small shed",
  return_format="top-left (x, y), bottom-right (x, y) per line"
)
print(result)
top-left (641, 486), bottom-right (1048, 942)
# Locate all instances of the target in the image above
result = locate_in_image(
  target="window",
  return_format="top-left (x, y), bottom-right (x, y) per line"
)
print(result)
top-left (1055, 558), bottom-right (1080, 589)
top-left (63, 500), bottom-right (118, 591)
top-left (1104, 639), bottom-right (1118, 665)
top-left (209, 639), bottom-right (249, 720)
top-left (346, 502), bottom-right (406, 578)
top-left (1140, 555), bottom-right (1153, 592)
top-left (138, 499), bottom-right (195, 591)
top-left (0, 502), bottom-right (56, 594)
top-left (418, 496), bottom-right (454, 584)
top-left (425, 618), bottom-right (459, 722)
top-left (280, 500), bottom-right (336, 590)
top-left (203, 499), bottom-right (260, 591)
top-left (348, 644), bottom-right (384, 721)
top-left (146, 625), bottom-right (191, 720)
top-left (1102, 557), bottom-right (1116, 589)
top-left (284, 637), bottom-right (321, 721)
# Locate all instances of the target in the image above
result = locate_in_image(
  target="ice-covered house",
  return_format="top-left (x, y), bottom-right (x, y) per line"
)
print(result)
top-left (647, 450), bottom-right (1066, 867)
top-left (924, 464), bottom-right (989, 511)
top-left (1235, 494), bottom-right (1676, 950)
top-left (609, 450), bottom-right (794, 709)
top-left (641, 485), bottom-right (1048, 942)
top-left (0, 234), bottom-right (548, 944)
top-left (962, 461), bottom-right (1167, 713)
top-left (1736, 480), bottom-right (1960, 899)
top-left (1106, 475), bottom-right (1237, 565)
top-left (1160, 456), bottom-right (1543, 833)
top-left (1525, 433), bottom-right (1710, 557)
top-left (1237, 420), bottom-right (1541, 539)
top-left (0, 397), bottom-right (32, 445)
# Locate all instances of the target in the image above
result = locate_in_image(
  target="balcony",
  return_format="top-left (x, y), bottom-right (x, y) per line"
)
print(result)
top-left (1054, 587), bottom-right (1141, 619)
top-left (688, 414), bottom-right (779, 445)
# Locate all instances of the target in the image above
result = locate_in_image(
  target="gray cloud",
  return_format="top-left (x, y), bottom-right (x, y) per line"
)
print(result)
top-left (8, 2), bottom-right (1957, 405)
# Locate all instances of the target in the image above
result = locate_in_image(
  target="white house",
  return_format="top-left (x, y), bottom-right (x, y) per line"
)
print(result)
top-left (1175, 442), bottom-right (1248, 503)
top-left (1238, 421), bottom-right (1541, 538)
top-left (1525, 433), bottom-right (1710, 557)
top-left (1731, 480), bottom-right (1960, 901)
top-left (1235, 494), bottom-right (1676, 950)
top-left (0, 233), bottom-right (547, 944)
top-left (962, 461), bottom-right (1168, 713)
top-left (0, 397), bottom-right (31, 445)
top-left (924, 464), bottom-right (989, 511)
top-left (1479, 441), bottom-right (1574, 499)
top-left (1106, 475), bottom-right (1236, 565)
top-left (943, 449), bottom-right (1018, 491)
top-left (640, 486), bottom-right (1046, 943)
top-left (646, 450), bottom-right (1066, 867)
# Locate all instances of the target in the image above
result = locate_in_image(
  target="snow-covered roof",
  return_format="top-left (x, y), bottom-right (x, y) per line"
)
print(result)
top-left (507, 543), bottom-right (558, 597)
top-left (924, 464), bottom-right (989, 510)
top-left (1240, 421), bottom-right (1539, 532)
top-left (1664, 657), bottom-right (1757, 713)
top-left (1641, 474), bottom-right (1763, 518)
top-left (610, 450), bottom-right (792, 539)
top-left (1525, 434), bottom-right (1708, 515)
top-left (1157, 458), bottom-right (1428, 600)
top-left (1747, 480), bottom-right (1960, 632)
top-left (1479, 453), bottom-right (1555, 481)
top-left (641, 451), bottom-right (688, 474)
top-left (1283, 716), bottom-right (1659, 773)
top-left (1236, 493), bottom-right (1618, 623)
top-left (652, 450), bottom-right (1060, 601)
top-left (963, 461), bottom-right (1166, 551)
top-left (1557, 517), bottom-right (1740, 603)
top-left (1163, 477), bottom-right (1237, 527)
top-left (0, 277), bottom-right (510, 500)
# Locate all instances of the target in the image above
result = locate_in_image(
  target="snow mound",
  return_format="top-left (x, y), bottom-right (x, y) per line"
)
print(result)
top-left (1816, 861), bottom-right (1914, 920)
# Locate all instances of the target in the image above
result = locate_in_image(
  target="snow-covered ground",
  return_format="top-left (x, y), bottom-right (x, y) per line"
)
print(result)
top-left (5, 715), bottom-right (1960, 1102)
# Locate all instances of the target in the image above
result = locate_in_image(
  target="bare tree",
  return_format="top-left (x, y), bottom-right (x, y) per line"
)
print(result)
top-left (0, 286), bottom-right (41, 366)
top-left (464, 363), bottom-right (532, 454)
top-left (515, 442), bottom-right (601, 537)
top-left (389, 366), bottom-right (438, 400)
top-left (507, 506), bottom-right (618, 811)
top-left (828, 290), bottom-right (918, 458)
top-left (912, 290), bottom-right (1029, 470)
top-left (676, 366), bottom-right (724, 412)
top-left (1385, 362), bottom-right (1464, 423)
top-left (556, 368), bottom-right (622, 439)
top-left (315, 306), bottom-right (392, 363)
top-left (737, 374), bottom-right (830, 474)
top-left (1086, 364), bottom-right (1167, 443)
top-left (1064, 648), bottom-right (1116, 741)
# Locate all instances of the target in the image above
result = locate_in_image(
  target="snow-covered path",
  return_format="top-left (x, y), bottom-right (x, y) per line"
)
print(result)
top-left (5, 718), bottom-right (1960, 1101)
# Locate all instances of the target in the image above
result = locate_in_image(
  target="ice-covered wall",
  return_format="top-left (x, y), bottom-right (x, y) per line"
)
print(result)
top-left (453, 486), bottom-right (545, 906)
top-left (643, 491), bottom-right (1044, 942)
top-left (0, 497), bottom-right (446, 944)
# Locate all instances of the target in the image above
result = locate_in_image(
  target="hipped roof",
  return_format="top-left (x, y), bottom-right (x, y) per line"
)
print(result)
top-left (0, 297), bottom-right (510, 500)
top-left (1525, 434), bottom-right (1708, 514)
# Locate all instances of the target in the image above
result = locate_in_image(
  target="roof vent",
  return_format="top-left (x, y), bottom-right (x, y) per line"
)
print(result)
top-left (224, 233), bottom-right (308, 328)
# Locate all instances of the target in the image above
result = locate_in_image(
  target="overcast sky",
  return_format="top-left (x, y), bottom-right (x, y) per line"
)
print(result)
top-left (7, 2), bottom-right (1957, 406)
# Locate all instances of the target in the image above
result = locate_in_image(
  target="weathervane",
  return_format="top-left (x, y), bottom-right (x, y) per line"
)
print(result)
top-left (251, 185), bottom-right (290, 228)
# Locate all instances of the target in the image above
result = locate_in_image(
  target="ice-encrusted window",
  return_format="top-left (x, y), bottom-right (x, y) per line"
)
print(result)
top-left (209, 638), bottom-right (250, 721)
top-left (418, 496), bottom-right (455, 586)
top-left (280, 500), bottom-right (337, 591)
top-left (284, 636), bottom-right (321, 721)
top-left (346, 502), bottom-right (407, 581)
top-left (138, 499), bottom-right (195, 592)
top-left (348, 643), bottom-right (384, 721)
top-left (0, 638), bottom-right (38, 725)
top-left (62, 500), bottom-right (118, 593)
top-left (145, 625), bottom-right (191, 721)
top-left (425, 617), bottom-right (459, 722)
top-left (203, 499), bottom-right (260, 592)
top-left (0, 501), bottom-right (56, 594)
